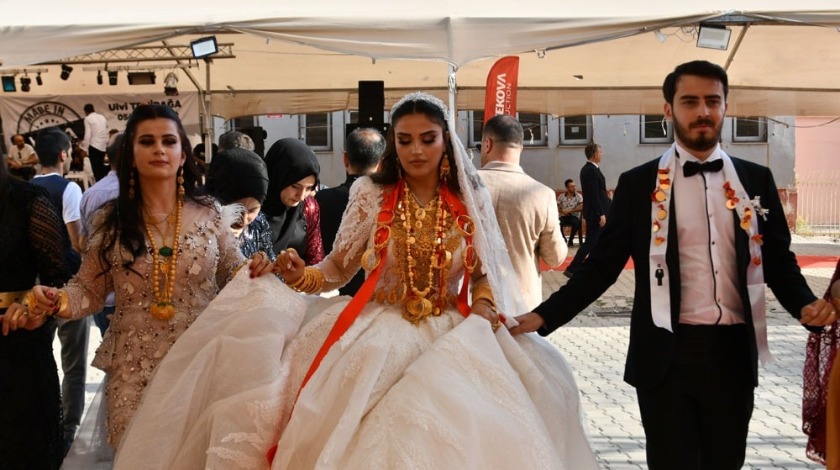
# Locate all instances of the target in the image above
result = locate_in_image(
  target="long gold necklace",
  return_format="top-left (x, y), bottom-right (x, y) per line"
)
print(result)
top-left (401, 184), bottom-right (451, 324)
top-left (143, 199), bottom-right (183, 321)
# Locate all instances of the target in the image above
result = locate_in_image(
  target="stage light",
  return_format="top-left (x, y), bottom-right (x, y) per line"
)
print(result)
top-left (190, 36), bottom-right (218, 59)
top-left (654, 29), bottom-right (667, 44)
top-left (163, 72), bottom-right (178, 96)
top-left (36, 73), bottom-right (42, 86)
top-left (127, 72), bottom-right (156, 85)
top-left (108, 70), bottom-right (118, 86)
top-left (20, 76), bottom-right (31, 92)
top-left (697, 24), bottom-right (732, 50)
top-left (2, 76), bottom-right (16, 92)
top-left (97, 70), bottom-right (103, 85)
top-left (60, 64), bottom-right (73, 80)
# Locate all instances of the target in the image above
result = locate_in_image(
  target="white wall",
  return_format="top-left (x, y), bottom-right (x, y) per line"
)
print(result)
top-left (217, 113), bottom-right (796, 191)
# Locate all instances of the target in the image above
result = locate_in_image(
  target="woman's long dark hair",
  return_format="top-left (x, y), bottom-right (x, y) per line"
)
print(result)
top-left (95, 104), bottom-right (209, 270)
top-left (371, 97), bottom-right (460, 194)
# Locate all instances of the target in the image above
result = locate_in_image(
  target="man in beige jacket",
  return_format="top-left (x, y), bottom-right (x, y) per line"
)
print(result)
top-left (478, 114), bottom-right (567, 309)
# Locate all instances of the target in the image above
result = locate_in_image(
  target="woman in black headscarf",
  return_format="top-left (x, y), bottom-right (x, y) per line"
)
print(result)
top-left (206, 147), bottom-right (273, 260)
top-left (262, 138), bottom-right (324, 265)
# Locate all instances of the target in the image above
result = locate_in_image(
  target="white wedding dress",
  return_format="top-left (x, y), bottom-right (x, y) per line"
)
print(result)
top-left (114, 178), bottom-right (598, 469)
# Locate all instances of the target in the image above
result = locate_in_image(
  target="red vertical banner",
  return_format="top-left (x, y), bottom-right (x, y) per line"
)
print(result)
top-left (483, 56), bottom-right (520, 125)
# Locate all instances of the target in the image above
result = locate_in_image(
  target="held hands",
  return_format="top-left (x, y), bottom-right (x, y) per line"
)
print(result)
top-left (508, 312), bottom-right (545, 336)
top-left (800, 298), bottom-right (838, 327)
top-left (599, 215), bottom-right (606, 227)
top-left (273, 248), bottom-right (306, 284)
top-left (1, 285), bottom-right (57, 336)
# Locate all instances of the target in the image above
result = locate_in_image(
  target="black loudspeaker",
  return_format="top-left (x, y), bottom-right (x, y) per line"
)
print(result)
top-left (358, 81), bottom-right (384, 126)
top-left (238, 126), bottom-right (268, 158)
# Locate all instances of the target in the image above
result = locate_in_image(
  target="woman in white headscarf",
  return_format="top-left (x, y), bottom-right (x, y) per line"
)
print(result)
top-left (115, 92), bottom-right (597, 470)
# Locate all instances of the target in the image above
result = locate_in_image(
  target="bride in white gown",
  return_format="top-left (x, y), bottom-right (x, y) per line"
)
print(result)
top-left (115, 92), bottom-right (598, 469)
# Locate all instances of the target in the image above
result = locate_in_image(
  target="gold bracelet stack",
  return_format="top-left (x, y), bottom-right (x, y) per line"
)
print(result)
top-left (287, 267), bottom-right (325, 294)
top-left (23, 289), bottom-right (68, 318)
top-left (471, 284), bottom-right (496, 312)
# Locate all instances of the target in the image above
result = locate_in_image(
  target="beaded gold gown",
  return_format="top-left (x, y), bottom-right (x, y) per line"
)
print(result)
top-left (62, 201), bottom-right (244, 448)
top-left (115, 177), bottom-right (597, 469)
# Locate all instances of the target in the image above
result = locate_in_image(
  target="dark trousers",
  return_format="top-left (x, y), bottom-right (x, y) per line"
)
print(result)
top-left (566, 217), bottom-right (601, 273)
top-left (47, 316), bottom-right (90, 444)
top-left (87, 146), bottom-right (108, 181)
top-left (636, 324), bottom-right (754, 470)
top-left (559, 215), bottom-right (583, 245)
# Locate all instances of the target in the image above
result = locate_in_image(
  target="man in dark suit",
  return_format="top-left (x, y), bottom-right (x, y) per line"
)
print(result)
top-left (565, 142), bottom-right (610, 276)
top-left (315, 127), bottom-right (384, 296)
top-left (511, 60), bottom-right (837, 469)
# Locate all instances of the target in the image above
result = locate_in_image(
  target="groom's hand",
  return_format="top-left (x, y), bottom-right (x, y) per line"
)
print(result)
top-left (509, 313), bottom-right (545, 336)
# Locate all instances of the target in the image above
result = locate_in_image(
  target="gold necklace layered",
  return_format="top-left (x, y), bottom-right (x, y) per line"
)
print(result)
top-left (143, 199), bottom-right (183, 321)
top-left (399, 185), bottom-right (453, 324)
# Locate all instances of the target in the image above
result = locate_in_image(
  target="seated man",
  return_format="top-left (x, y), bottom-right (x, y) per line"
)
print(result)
top-left (7, 134), bottom-right (38, 180)
top-left (557, 178), bottom-right (583, 247)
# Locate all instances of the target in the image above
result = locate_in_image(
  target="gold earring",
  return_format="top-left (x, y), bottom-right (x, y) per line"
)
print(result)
top-left (177, 167), bottom-right (185, 200)
top-left (439, 155), bottom-right (451, 180)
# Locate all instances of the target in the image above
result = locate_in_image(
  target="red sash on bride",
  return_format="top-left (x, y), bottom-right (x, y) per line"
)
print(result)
top-left (267, 181), bottom-right (473, 464)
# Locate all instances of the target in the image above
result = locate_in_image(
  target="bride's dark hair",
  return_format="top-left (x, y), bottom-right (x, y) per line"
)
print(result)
top-left (371, 97), bottom-right (460, 195)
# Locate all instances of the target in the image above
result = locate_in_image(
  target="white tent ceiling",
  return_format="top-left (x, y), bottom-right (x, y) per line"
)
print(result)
top-left (2, 1), bottom-right (840, 117)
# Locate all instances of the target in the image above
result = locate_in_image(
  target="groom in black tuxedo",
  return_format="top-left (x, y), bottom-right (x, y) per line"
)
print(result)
top-left (511, 60), bottom-right (837, 469)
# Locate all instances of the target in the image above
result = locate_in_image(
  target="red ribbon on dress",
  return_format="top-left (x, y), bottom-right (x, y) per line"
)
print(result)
top-left (267, 181), bottom-right (474, 464)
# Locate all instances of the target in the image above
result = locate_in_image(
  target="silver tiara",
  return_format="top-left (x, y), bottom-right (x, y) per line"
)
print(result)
top-left (389, 92), bottom-right (450, 122)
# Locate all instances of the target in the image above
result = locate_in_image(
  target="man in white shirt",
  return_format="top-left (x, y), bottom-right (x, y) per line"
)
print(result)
top-left (31, 127), bottom-right (88, 455)
top-left (513, 60), bottom-right (835, 469)
top-left (82, 103), bottom-right (109, 181)
top-left (7, 134), bottom-right (38, 180)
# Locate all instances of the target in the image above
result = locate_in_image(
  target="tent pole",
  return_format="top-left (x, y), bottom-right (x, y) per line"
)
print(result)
top-left (204, 59), bottom-right (213, 163)
top-left (448, 64), bottom-right (456, 118)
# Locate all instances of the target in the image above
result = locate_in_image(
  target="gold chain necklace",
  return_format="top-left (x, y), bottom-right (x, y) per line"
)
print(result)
top-left (401, 184), bottom-right (450, 324)
top-left (143, 199), bottom-right (183, 320)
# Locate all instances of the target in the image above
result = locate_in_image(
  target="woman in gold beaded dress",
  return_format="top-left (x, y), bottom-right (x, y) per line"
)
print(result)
top-left (113, 93), bottom-right (597, 469)
top-left (2, 105), bottom-right (276, 456)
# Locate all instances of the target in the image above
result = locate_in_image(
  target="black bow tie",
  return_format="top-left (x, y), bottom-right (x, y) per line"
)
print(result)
top-left (683, 159), bottom-right (723, 177)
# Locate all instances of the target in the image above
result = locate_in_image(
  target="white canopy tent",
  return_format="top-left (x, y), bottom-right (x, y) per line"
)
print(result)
top-left (2, 1), bottom-right (840, 118)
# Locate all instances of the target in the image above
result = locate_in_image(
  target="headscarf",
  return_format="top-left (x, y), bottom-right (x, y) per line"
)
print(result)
top-left (206, 148), bottom-right (269, 205)
top-left (262, 138), bottom-right (320, 254)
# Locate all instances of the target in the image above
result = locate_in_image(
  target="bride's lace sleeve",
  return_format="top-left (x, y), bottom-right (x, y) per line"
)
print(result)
top-left (215, 210), bottom-right (247, 289)
top-left (315, 177), bottom-right (382, 292)
top-left (28, 193), bottom-right (71, 287)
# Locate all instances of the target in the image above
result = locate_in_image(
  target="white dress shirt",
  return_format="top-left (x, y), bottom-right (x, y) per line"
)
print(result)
top-left (673, 143), bottom-right (744, 325)
top-left (83, 112), bottom-right (109, 152)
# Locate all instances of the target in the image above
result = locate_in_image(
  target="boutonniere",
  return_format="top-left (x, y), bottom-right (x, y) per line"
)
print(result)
top-left (749, 196), bottom-right (770, 221)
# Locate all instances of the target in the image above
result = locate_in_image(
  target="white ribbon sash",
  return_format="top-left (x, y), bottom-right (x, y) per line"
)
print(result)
top-left (648, 145), bottom-right (773, 365)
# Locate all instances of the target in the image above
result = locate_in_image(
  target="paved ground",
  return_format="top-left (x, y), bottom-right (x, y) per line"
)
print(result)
top-left (62, 234), bottom-right (839, 469)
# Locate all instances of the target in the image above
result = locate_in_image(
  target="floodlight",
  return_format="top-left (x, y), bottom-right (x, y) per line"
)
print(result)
top-left (60, 64), bottom-right (73, 80)
top-left (654, 30), bottom-right (667, 44)
top-left (36, 73), bottom-right (42, 86)
top-left (163, 72), bottom-right (178, 96)
top-left (20, 76), bottom-right (31, 92)
top-left (2, 76), bottom-right (15, 92)
top-left (108, 70), bottom-right (118, 86)
top-left (190, 36), bottom-right (218, 59)
top-left (697, 24), bottom-right (731, 50)
top-left (97, 70), bottom-right (103, 85)
top-left (127, 72), bottom-right (156, 85)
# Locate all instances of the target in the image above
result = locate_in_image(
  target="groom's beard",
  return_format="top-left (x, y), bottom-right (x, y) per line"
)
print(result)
top-left (672, 115), bottom-right (722, 153)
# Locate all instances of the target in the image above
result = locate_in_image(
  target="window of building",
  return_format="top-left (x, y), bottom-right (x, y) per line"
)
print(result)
top-left (640, 114), bottom-right (673, 144)
top-left (301, 113), bottom-right (331, 150)
top-left (559, 115), bottom-right (592, 145)
top-left (468, 110), bottom-right (547, 148)
top-left (733, 116), bottom-right (767, 142)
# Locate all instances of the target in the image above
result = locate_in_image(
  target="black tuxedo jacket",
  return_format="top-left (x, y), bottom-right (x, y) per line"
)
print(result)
top-left (315, 174), bottom-right (365, 296)
top-left (535, 156), bottom-right (817, 389)
top-left (580, 161), bottom-right (611, 223)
